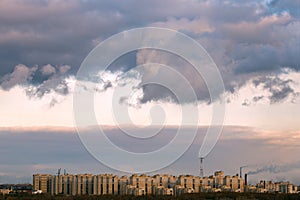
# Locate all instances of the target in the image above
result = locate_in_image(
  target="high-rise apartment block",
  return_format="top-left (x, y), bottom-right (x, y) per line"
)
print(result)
top-left (33, 171), bottom-right (246, 196)
top-left (33, 171), bottom-right (299, 195)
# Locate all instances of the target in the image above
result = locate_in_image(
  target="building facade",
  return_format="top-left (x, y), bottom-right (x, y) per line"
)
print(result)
top-left (33, 171), bottom-right (300, 196)
top-left (252, 180), bottom-right (298, 194)
top-left (33, 171), bottom-right (250, 196)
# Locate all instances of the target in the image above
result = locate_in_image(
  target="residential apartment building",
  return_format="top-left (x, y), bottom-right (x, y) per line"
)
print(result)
top-left (254, 180), bottom-right (298, 194)
top-left (33, 171), bottom-right (299, 196)
top-left (33, 171), bottom-right (248, 196)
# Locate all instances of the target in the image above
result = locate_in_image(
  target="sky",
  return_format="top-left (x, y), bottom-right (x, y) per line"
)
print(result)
top-left (0, 0), bottom-right (299, 184)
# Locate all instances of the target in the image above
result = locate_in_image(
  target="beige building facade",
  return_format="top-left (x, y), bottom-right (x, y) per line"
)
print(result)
top-left (33, 171), bottom-right (299, 196)
top-left (33, 171), bottom-right (248, 196)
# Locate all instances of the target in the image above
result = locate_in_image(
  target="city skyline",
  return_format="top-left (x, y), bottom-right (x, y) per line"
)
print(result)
top-left (1, 126), bottom-right (299, 185)
top-left (0, 0), bottom-right (299, 186)
top-left (1, 170), bottom-right (299, 196)
top-left (30, 171), bottom-right (298, 195)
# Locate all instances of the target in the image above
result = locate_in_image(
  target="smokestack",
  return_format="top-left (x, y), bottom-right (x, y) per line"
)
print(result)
top-left (240, 167), bottom-right (242, 178)
top-left (244, 174), bottom-right (248, 186)
top-left (263, 180), bottom-right (266, 189)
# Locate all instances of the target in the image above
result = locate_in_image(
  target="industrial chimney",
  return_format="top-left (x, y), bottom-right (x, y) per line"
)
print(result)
top-left (244, 173), bottom-right (248, 186)
top-left (240, 167), bottom-right (242, 178)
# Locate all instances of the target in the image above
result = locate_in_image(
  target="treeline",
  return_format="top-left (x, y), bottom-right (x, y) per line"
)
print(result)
top-left (4, 192), bottom-right (300, 200)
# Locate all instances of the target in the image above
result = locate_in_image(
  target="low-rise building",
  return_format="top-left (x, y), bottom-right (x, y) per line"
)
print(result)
top-left (0, 184), bottom-right (32, 194)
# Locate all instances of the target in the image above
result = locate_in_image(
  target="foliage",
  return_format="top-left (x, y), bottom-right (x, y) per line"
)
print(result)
top-left (3, 192), bottom-right (300, 200)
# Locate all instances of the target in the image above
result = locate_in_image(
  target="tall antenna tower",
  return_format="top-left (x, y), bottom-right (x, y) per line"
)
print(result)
top-left (200, 157), bottom-right (204, 177)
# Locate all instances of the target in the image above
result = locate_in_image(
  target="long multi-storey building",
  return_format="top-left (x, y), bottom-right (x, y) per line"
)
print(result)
top-left (33, 171), bottom-right (247, 196)
top-left (33, 171), bottom-right (300, 195)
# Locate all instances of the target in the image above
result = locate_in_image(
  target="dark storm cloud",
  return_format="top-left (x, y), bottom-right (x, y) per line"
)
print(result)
top-left (220, 12), bottom-right (299, 74)
top-left (134, 49), bottom-right (211, 104)
top-left (0, 0), bottom-right (129, 75)
top-left (0, 0), bottom-right (299, 104)
top-left (0, 0), bottom-right (199, 76)
top-left (133, 1), bottom-right (299, 103)
top-left (252, 76), bottom-right (298, 103)
top-left (0, 64), bottom-right (72, 107)
top-left (25, 64), bottom-right (71, 98)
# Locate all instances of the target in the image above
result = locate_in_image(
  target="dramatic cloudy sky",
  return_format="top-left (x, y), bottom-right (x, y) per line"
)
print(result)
top-left (0, 0), bottom-right (299, 184)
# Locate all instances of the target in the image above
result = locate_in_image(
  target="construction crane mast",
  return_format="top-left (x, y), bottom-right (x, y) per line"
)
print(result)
top-left (200, 157), bottom-right (204, 177)
top-left (57, 168), bottom-right (61, 176)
